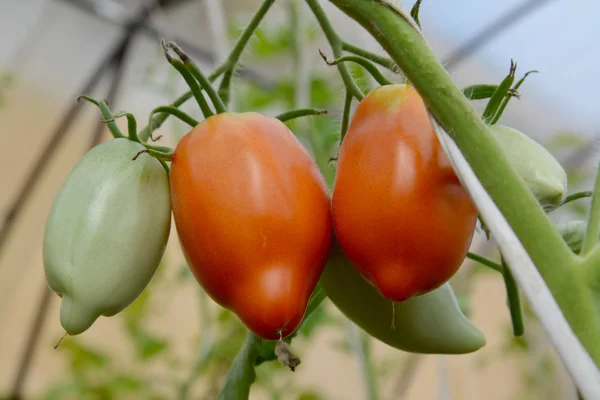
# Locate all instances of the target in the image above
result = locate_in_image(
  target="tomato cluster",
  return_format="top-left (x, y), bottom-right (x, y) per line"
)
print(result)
top-left (44, 83), bottom-right (481, 343)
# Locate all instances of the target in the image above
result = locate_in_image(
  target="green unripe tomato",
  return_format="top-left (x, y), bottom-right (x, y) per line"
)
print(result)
top-left (490, 125), bottom-right (567, 211)
top-left (43, 138), bottom-right (171, 335)
top-left (321, 244), bottom-right (486, 354)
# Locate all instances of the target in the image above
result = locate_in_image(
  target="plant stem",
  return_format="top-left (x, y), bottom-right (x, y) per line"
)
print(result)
top-left (582, 166), bottom-right (600, 255)
top-left (346, 320), bottom-right (379, 400)
top-left (275, 108), bottom-right (327, 122)
top-left (305, 0), bottom-right (364, 100)
top-left (327, 0), bottom-right (600, 365)
top-left (561, 191), bottom-right (593, 207)
top-left (341, 41), bottom-right (398, 72)
top-left (466, 252), bottom-right (502, 273)
top-left (167, 42), bottom-right (228, 114)
top-left (340, 90), bottom-right (353, 141)
top-left (501, 257), bottom-right (525, 336)
top-left (77, 96), bottom-right (125, 139)
top-left (218, 0), bottom-right (276, 105)
top-left (320, 53), bottom-right (393, 86)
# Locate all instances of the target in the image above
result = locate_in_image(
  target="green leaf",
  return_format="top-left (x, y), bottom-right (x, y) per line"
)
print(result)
top-left (482, 59), bottom-right (516, 123)
top-left (107, 375), bottom-right (144, 392)
top-left (462, 84), bottom-right (500, 100)
top-left (410, 0), bottom-right (423, 29)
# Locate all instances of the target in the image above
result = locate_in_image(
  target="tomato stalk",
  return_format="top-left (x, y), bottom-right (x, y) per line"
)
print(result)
top-left (326, 0), bottom-right (600, 373)
top-left (305, 0), bottom-right (364, 100)
top-left (341, 41), bottom-right (398, 73)
top-left (501, 257), bottom-right (525, 336)
top-left (560, 191), bottom-right (593, 207)
top-left (161, 39), bottom-right (215, 118)
top-left (166, 41), bottom-right (228, 114)
top-left (466, 252), bottom-right (502, 273)
top-left (217, 0), bottom-right (277, 106)
top-left (139, 91), bottom-right (194, 142)
top-left (147, 106), bottom-right (199, 134)
top-left (275, 108), bottom-right (327, 123)
top-left (340, 90), bottom-right (353, 141)
top-left (77, 96), bottom-right (125, 139)
top-left (318, 51), bottom-right (394, 86)
top-left (137, 0), bottom-right (275, 141)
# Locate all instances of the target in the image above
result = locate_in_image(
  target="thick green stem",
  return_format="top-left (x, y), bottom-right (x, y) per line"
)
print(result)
top-left (306, 0), bottom-right (364, 100)
top-left (341, 41), bottom-right (398, 72)
top-left (583, 166), bottom-right (600, 256)
top-left (320, 52), bottom-right (393, 86)
top-left (327, 0), bottom-right (600, 364)
top-left (275, 108), bottom-right (327, 122)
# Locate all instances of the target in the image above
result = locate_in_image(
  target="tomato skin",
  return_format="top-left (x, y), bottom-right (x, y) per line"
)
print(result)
top-left (43, 138), bottom-right (171, 335)
top-left (332, 84), bottom-right (477, 302)
top-left (170, 112), bottom-right (332, 340)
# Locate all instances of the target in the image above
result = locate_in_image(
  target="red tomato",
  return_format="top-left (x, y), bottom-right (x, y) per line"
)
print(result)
top-left (332, 84), bottom-right (477, 302)
top-left (170, 112), bottom-right (332, 339)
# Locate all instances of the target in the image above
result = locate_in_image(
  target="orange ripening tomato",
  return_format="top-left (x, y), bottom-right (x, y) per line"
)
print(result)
top-left (332, 84), bottom-right (477, 302)
top-left (170, 112), bottom-right (333, 340)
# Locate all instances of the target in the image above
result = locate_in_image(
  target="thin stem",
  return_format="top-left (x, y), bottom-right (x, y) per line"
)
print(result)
top-left (319, 52), bottom-right (393, 86)
top-left (161, 39), bottom-right (214, 118)
top-left (275, 108), bottom-right (327, 122)
top-left (341, 41), bottom-right (398, 72)
top-left (77, 96), bottom-right (125, 139)
top-left (147, 106), bottom-right (199, 135)
top-left (340, 90), bottom-right (353, 141)
top-left (327, 0), bottom-right (600, 367)
top-left (217, 0), bottom-right (276, 106)
top-left (113, 112), bottom-right (139, 142)
top-left (561, 191), bottom-right (593, 207)
top-left (482, 59), bottom-right (516, 123)
top-left (466, 252), bottom-right (502, 273)
top-left (582, 165), bottom-right (600, 255)
top-left (306, 0), bottom-right (364, 100)
top-left (346, 320), bottom-right (379, 400)
top-left (167, 42), bottom-right (228, 114)
top-left (490, 70), bottom-right (538, 125)
top-left (501, 257), bottom-right (525, 336)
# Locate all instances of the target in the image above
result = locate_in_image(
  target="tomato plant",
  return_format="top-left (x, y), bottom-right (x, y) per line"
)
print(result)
top-left (33, 0), bottom-right (600, 398)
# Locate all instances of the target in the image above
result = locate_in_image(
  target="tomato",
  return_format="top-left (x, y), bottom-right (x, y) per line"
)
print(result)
top-left (489, 124), bottom-right (567, 212)
top-left (332, 84), bottom-right (477, 302)
top-left (321, 243), bottom-right (485, 353)
top-left (43, 138), bottom-right (171, 335)
top-left (170, 112), bottom-right (332, 340)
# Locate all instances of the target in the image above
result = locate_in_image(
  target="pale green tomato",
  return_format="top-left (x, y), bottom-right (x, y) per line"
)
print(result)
top-left (321, 244), bottom-right (486, 354)
top-left (490, 125), bottom-right (567, 211)
top-left (43, 138), bottom-right (171, 335)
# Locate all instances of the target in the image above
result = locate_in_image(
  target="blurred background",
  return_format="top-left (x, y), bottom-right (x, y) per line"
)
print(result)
top-left (0, 0), bottom-right (598, 399)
